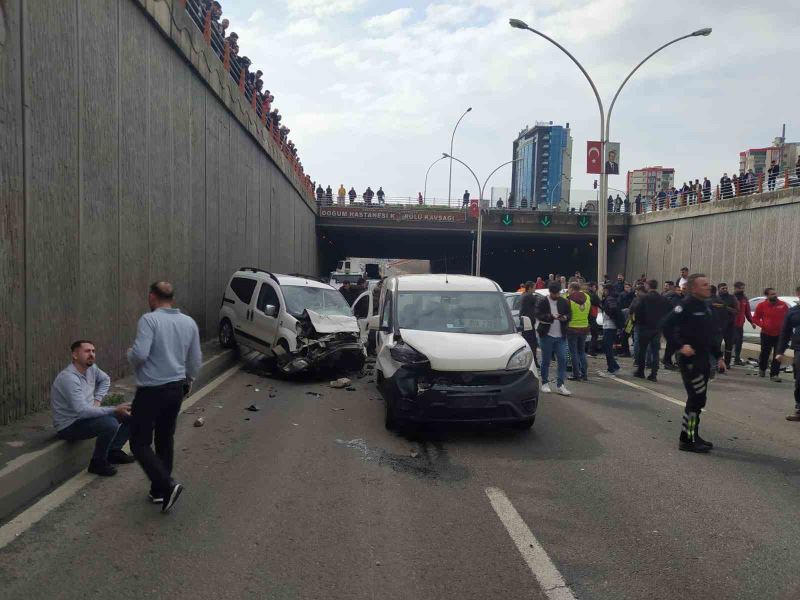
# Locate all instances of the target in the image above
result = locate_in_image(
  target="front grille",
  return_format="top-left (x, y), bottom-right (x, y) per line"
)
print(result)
top-left (424, 370), bottom-right (524, 387)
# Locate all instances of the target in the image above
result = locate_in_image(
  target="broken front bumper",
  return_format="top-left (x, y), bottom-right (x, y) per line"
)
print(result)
top-left (279, 340), bottom-right (366, 375)
top-left (384, 367), bottom-right (538, 423)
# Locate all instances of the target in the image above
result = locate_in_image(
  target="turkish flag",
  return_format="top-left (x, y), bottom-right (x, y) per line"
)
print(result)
top-left (469, 199), bottom-right (479, 219)
top-left (587, 141), bottom-right (602, 174)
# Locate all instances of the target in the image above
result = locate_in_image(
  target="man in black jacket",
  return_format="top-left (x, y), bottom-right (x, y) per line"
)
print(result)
top-left (662, 283), bottom-right (684, 369)
top-left (714, 283), bottom-right (739, 368)
top-left (662, 274), bottom-right (726, 453)
top-left (776, 285), bottom-right (800, 421)
top-left (534, 282), bottom-right (572, 395)
top-left (633, 280), bottom-right (672, 381)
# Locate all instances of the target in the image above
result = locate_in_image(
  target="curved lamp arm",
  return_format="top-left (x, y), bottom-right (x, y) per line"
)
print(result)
top-left (443, 153), bottom-right (482, 201)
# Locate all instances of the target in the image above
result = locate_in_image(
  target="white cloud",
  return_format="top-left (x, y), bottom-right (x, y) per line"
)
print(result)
top-left (247, 9), bottom-right (264, 23)
top-left (363, 8), bottom-right (413, 33)
top-left (287, 0), bottom-right (367, 18)
top-left (286, 18), bottom-right (321, 36)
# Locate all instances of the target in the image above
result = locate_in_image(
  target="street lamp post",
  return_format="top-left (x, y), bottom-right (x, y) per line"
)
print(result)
top-left (510, 19), bottom-right (711, 281)
top-left (548, 174), bottom-right (573, 206)
top-left (444, 153), bottom-right (522, 276)
top-left (423, 155), bottom-right (447, 205)
top-left (447, 107), bottom-right (472, 208)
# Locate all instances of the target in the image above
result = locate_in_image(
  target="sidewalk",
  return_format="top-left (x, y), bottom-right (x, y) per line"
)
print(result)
top-left (0, 341), bottom-right (239, 524)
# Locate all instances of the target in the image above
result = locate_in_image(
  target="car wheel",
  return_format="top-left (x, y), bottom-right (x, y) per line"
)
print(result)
top-left (219, 319), bottom-right (236, 349)
top-left (512, 417), bottom-right (535, 430)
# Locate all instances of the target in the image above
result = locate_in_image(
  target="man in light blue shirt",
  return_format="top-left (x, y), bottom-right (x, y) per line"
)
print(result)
top-left (51, 341), bottom-right (134, 476)
top-left (128, 281), bottom-right (202, 513)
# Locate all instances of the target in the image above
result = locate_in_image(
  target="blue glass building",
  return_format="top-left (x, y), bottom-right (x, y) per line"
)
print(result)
top-left (510, 122), bottom-right (572, 210)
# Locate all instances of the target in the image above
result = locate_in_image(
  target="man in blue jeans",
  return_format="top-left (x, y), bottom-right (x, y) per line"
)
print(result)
top-left (51, 341), bottom-right (134, 476)
top-left (534, 282), bottom-right (572, 396)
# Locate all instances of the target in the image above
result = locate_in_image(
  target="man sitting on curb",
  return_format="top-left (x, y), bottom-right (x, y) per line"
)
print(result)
top-left (51, 340), bottom-right (135, 476)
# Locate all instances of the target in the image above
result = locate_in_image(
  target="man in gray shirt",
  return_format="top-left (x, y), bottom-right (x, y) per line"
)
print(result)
top-left (128, 281), bottom-right (202, 513)
top-left (51, 341), bottom-right (134, 476)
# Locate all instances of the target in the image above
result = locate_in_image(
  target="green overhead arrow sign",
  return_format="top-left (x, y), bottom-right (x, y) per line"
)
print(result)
top-left (577, 215), bottom-right (591, 229)
top-left (540, 215), bottom-right (552, 227)
top-left (501, 213), bottom-right (513, 226)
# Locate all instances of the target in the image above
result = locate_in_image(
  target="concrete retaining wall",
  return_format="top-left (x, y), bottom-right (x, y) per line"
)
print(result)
top-left (0, 0), bottom-right (318, 423)
top-left (625, 188), bottom-right (800, 293)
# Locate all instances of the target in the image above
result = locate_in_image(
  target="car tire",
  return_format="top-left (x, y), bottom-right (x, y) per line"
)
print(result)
top-left (512, 417), bottom-right (535, 430)
top-left (219, 319), bottom-right (236, 349)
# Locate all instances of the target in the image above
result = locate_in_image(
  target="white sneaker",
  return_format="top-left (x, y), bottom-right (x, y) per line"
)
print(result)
top-left (557, 385), bottom-right (572, 396)
top-left (541, 383), bottom-right (552, 393)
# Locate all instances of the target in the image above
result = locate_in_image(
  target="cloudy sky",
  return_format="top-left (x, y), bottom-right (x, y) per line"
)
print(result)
top-left (220, 0), bottom-right (799, 203)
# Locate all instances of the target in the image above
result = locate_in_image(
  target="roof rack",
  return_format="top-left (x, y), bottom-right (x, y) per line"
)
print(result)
top-left (286, 273), bottom-right (327, 284)
top-left (239, 267), bottom-right (279, 283)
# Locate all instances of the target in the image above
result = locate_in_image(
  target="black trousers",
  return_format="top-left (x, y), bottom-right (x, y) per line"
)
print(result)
top-left (130, 381), bottom-right (184, 494)
top-left (721, 325), bottom-right (735, 366)
top-left (794, 353), bottom-right (800, 409)
top-left (589, 316), bottom-right (600, 354)
top-left (733, 327), bottom-right (745, 361)
top-left (759, 334), bottom-right (781, 377)
top-left (678, 354), bottom-right (711, 413)
top-left (663, 337), bottom-right (679, 366)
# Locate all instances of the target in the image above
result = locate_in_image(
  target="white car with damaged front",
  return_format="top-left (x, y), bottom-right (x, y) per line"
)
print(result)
top-left (369, 274), bottom-right (539, 431)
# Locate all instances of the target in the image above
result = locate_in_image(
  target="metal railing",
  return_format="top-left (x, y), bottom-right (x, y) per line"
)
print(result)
top-left (314, 195), bottom-right (614, 214)
top-left (632, 167), bottom-right (800, 214)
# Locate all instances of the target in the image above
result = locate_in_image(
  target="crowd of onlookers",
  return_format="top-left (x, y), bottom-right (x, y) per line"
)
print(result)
top-left (315, 185), bottom-right (389, 207)
top-left (633, 158), bottom-right (800, 214)
top-left (515, 270), bottom-right (800, 422)
top-left (185, 0), bottom-right (314, 198)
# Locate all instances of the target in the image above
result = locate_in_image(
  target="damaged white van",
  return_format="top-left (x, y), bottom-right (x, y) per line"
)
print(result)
top-left (369, 274), bottom-right (539, 430)
top-left (218, 268), bottom-right (366, 374)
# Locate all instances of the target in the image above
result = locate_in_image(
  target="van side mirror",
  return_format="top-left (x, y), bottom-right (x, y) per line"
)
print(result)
top-left (264, 304), bottom-right (278, 317)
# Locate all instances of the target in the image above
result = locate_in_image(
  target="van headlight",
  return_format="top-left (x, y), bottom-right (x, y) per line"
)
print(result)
top-left (390, 342), bottom-right (429, 365)
top-left (506, 346), bottom-right (533, 370)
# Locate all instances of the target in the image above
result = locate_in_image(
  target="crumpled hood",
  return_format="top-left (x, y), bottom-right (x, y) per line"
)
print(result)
top-left (398, 329), bottom-right (527, 371)
top-left (304, 310), bottom-right (359, 334)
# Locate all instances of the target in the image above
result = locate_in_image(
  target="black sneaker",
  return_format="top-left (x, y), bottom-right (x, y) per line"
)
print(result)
top-left (759, 370), bottom-right (766, 377)
top-left (632, 371), bottom-right (646, 379)
top-left (679, 439), bottom-right (710, 453)
top-left (647, 373), bottom-right (658, 382)
top-left (734, 359), bottom-right (745, 366)
top-left (108, 450), bottom-right (136, 464)
top-left (786, 410), bottom-right (800, 422)
top-left (88, 460), bottom-right (118, 477)
top-left (148, 491), bottom-right (164, 504)
top-left (162, 483), bottom-right (184, 513)
top-left (663, 363), bottom-right (676, 371)
top-left (581, 375), bottom-right (589, 381)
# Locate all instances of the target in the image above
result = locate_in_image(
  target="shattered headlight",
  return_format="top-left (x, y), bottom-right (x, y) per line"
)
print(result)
top-left (506, 346), bottom-right (533, 371)
top-left (390, 342), bottom-right (429, 365)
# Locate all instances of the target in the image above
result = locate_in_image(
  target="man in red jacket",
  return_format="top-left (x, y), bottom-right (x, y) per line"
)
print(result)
top-left (732, 281), bottom-right (754, 365)
top-left (752, 288), bottom-right (790, 381)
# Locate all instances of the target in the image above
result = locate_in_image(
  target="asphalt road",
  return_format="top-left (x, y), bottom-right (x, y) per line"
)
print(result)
top-left (1, 354), bottom-right (799, 599)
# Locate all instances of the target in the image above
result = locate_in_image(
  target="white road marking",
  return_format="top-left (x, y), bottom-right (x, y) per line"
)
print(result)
top-left (485, 487), bottom-right (578, 600)
top-left (0, 363), bottom-right (242, 550)
top-left (596, 371), bottom-right (702, 411)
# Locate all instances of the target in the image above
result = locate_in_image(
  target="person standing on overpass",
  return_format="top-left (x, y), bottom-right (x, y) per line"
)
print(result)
top-left (128, 282), bottom-right (202, 513)
top-left (662, 274), bottom-right (725, 453)
top-left (776, 285), bottom-right (800, 421)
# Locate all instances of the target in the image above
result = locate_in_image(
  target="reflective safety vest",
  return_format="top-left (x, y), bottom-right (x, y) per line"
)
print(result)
top-left (567, 293), bottom-right (591, 329)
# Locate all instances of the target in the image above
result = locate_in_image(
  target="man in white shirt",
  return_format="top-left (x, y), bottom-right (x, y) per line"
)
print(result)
top-left (677, 267), bottom-right (689, 289)
top-left (534, 282), bottom-right (573, 395)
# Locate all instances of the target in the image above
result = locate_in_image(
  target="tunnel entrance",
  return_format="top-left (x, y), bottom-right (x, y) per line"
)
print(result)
top-left (318, 226), bottom-right (600, 291)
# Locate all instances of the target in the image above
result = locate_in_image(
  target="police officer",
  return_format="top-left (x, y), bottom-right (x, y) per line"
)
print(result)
top-left (662, 274), bottom-right (726, 453)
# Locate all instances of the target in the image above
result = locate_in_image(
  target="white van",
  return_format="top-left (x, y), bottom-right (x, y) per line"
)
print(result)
top-left (369, 274), bottom-right (539, 430)
top-left (218, 268), bottom-right (365, 374)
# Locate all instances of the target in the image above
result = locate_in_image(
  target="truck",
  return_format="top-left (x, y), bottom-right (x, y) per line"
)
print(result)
top-left (329, 258), bottom-right (431, 289)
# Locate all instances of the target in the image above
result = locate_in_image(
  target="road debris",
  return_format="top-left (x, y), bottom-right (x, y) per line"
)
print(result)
top-left (245, 404), bottom-right (261, 412)
top-left (330, 378), bottom-right (351, 388)
top-left (193, 417), bottom-right (205, 427)
top-left (346, 386), bottom-right (357, 392)
top-left (331, 407), bottom-right (345, 412)
top-left (306, 391), bottom-right (323, 397)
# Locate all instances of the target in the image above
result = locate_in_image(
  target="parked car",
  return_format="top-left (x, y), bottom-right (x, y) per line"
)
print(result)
top-left (218, 268), bottom-right (366, 374)
top-left (369, 274), bottom-right (539, 431)
top-left (504, 292), bottom-right (522, 317)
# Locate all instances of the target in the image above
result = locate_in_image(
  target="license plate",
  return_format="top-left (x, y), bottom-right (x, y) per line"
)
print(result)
top-left (449, 396), bottom-right (496, 409)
